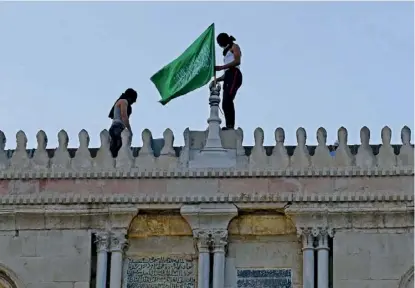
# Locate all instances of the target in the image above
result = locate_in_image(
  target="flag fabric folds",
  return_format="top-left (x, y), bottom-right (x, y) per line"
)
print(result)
top-left (150, 23), bottom-right (215, 105)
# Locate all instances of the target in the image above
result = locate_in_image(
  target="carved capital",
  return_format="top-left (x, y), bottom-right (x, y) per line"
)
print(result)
top-left (297, 227), bottom-right (315, 250)
top-left (312, 227), bottom-right (334, 249)
top-left (95, 231), bottom-right (109, 253)
top-left (194, 229), bottom-right (213, 253)
top-left (109, 230), bottom-right (128, 253)
top-left (211, 229), bottom-right (228, 252)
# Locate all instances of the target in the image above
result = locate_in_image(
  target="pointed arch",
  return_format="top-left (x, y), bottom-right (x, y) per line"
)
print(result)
top-left (0, 264), bottom-right (23, 288)
top-left (398, 266), bottom-right (414, 288)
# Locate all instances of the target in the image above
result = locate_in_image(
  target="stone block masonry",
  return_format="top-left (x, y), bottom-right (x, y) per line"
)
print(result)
top-left (0, 230), bottom-right (91, 288)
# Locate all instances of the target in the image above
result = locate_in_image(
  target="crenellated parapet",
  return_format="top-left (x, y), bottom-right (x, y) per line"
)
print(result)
top-left (0, 125), bottom-right (413, 178)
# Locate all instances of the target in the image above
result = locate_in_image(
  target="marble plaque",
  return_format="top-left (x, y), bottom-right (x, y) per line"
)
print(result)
top-left (125, 257), bottom-right (196, 288)
top-left (237, 268), bottom-right (292, 288)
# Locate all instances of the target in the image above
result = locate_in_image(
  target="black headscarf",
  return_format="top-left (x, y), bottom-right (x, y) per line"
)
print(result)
top-left (108, 88), bottom-right (138, 119)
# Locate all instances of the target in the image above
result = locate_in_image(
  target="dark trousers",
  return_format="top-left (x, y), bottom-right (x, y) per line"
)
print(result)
top-left (222, 67), bottom-right (243, 129)
top-left (109, 122), bottom-right (125, 158)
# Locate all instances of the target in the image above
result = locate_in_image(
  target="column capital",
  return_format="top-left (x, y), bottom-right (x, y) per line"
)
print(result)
top-left (95, 231), bottom-right (110, 253)
top-left (312, 227), bottom-right (334, 250)
top-left (297, 227), bottom-right (315, 250)
top-left (211, 229), bottom-right (228, 253)
top-left (194, 229), bottom-right (213, 253)
top-left (109, 230), bottom-right (128, 253)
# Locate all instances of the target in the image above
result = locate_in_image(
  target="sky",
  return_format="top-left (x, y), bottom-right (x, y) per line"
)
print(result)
top-left (0, 1), bottom-right (413, 149)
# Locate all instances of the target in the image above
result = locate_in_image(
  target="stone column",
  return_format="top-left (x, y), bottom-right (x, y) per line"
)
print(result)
top-left (95, 231), bottom-right (109, 288)
top-left (212, 230), bottom-right (228, 288)
top-left (315, 227), bottom-right (332, 288)
top-left (195, 230), bottom-right (211, 288)
top-left (299, 228), bottom-right (315, 288)
top-left (109, 231), bottom-right (127, 288)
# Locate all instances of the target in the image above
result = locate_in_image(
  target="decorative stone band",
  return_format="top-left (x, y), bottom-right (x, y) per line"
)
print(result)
top-left (0, 166), bottom-right (413, 180)
top-left (0, 192), bottom-right (413, 205)
top-left (0, 125), bottom-right (413, 175)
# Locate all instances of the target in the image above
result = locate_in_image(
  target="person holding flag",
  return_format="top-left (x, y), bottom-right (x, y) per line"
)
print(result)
top-left (213, 33), bottom-right (243, 130)
top-left (150, 25), bottom-right (242, 131)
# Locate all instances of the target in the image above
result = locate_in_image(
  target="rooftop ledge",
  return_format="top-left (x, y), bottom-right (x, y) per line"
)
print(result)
top-left (0, 124), bottom-right (413, 179)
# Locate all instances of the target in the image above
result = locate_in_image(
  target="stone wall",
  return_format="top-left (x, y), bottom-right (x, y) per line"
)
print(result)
top-left (226, 235), bottom-right (301, 288)
top-left (333, 230), bottom-right (414, 288)
top-left (0, 229), bottom-right (91, 288)
top-left (124, 214), bottom-right (197, 288)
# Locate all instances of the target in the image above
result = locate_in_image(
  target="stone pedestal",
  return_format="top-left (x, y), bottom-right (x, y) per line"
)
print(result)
top-left (95, 231), bottom-right (109, 288)
top-left (189, 83), bottom-right (236, 169)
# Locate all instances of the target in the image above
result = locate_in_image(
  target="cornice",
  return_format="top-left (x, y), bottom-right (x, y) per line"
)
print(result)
top-left (0, 192), bottom-right (412, 206)
top-left (0, 166), bottom-right (413, 180)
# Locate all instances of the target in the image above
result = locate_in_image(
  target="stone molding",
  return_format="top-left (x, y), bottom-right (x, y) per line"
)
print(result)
top-left (290, 207), bottom-right (413, 232)
top-left (0, 203), bottom-right (411, 231)
top-left (0, 166), bottom-right (413, 180)
top-left (0, 125), bottom-right (413, 175)
top-left (0, 191), bottom-right (412, 205)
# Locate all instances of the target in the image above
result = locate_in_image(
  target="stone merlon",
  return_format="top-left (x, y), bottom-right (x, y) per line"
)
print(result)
top-left (0, 125), bottom-right (413, 177)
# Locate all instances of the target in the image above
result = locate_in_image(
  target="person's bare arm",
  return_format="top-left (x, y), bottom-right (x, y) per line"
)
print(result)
top-left (118, 100), bottom-right (132, 133)
top-left (220, 44), bottom-right (241, 70)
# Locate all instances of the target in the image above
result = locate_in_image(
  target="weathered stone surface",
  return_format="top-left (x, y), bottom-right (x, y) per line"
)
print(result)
top-left (333, 231), bottom-right (414, 282)
top-left (1, 176), bottom-right (413, 197)
top-left (128, 215), bottom-right (192, 238)
top-left (124, 256), bottom-right (196, 288)
top-left (228, 214), bottom-right (296, 236)
top-left (226, 235), bottom-right (302, 287)
top-left (0, 230), bottom-right (90, 286)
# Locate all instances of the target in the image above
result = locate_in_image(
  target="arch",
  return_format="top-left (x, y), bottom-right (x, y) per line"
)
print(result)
top-left (0, 264), bottom-right (23, 288)
top-left (398, 266), bottom-right (414, 288)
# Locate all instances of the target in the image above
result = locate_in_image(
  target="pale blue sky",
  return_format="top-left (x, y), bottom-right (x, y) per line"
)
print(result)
top-left (0, 1), bottom-right (413, 149)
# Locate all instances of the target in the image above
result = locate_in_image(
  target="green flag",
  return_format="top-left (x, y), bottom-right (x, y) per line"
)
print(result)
top-left (150, 23), bottom-right (215, 105)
